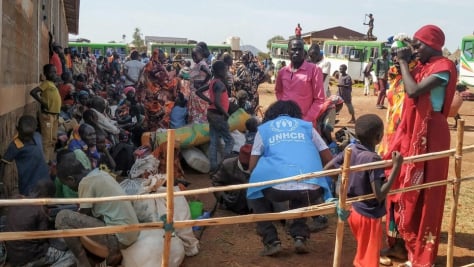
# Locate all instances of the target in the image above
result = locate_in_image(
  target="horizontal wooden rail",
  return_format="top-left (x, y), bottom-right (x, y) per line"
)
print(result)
top-left (0, 144), bottom-right (473, 207)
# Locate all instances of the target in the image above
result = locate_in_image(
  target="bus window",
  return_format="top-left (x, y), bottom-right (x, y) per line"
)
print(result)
top-left (463, 40), bottom-right (473, 60)
top-left (116, 47), bottom-right (127, 58)
top-left (183, 48), bottom-right (189, 57)
top-left (349, 49), bottom-right (363, 61)
top-left (92, 48), bottom-right (102, 57)
top-left (337, 46), bottom-right (352, 59)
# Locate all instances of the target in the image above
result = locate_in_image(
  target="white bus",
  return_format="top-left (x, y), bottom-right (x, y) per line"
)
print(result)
top-left (459, 35), bottom-right (474, 86)
top-left (322, 40), bottom-right (390, 82)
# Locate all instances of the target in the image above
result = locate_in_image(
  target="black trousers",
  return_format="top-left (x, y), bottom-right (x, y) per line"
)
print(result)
top-left (247, 187), bottom-right (322, 245)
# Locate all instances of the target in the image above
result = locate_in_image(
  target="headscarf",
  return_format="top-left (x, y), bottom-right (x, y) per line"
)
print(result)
top-left (413, 25), bottom-right (445, 52)
top-left (124, 86), bottom-right (135, 95)
top-left (77, 92), bottom-right (88, 101)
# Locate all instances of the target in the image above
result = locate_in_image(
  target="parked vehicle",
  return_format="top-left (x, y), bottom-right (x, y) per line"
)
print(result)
top-left (459, 35), bottom-right (474, 86)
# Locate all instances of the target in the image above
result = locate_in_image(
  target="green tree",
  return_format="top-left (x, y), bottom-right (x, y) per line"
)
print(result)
top-left (257, 52), bottom-right (270, 61)
top-left (132, 27), bottom-right (146, 52)
top-left (266, 35), bottom-right (285, 50)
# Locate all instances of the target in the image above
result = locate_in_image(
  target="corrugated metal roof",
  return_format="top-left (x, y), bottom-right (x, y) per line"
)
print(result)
top-left (291, 26), bottom-right (366, 41)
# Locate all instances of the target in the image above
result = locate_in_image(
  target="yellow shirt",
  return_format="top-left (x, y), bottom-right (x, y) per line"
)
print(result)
top-left (39, 80), bottom-right (61, 113)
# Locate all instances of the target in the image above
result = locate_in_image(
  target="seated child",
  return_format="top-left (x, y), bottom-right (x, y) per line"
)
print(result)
top-left (244, 117), bottom-right (259, 145)
top-left (178, 60), bottom-right (191, 80)
top-left (170, 92), bottom-right (188, 129)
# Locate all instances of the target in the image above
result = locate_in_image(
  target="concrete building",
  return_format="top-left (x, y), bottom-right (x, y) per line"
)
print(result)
top-left (0, 0), bottom-right (80, 197)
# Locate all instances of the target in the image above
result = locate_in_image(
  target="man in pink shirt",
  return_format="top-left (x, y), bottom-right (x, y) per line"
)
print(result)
top-left (275, 38), bottom-right (325, 125)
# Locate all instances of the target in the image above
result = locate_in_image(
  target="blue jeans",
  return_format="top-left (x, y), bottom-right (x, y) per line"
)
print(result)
top-left (207, 110), bottom-right (234, 172)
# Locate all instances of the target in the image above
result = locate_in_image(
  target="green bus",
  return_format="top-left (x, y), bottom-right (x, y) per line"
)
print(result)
top-left (459, 35), bottom-right (474, 86)
top-left (149, 43), bottom-right (232, 59)
top-left (322, 40), bottom-right (390, 82)
top-left (270, 41), bottom-right (311, 66)
top-left (68, 42), bottom-right (129, 59)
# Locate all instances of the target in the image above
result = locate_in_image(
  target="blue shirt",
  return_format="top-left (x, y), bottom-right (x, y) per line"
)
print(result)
top-left (2, 132), bottom-right (49, 195)
top-left (170, 106), bottom-right (188, 129)
top-left (247, 116), bottom-right (332, 199)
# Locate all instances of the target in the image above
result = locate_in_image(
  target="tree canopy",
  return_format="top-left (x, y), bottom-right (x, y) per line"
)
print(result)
top-left (131, 27), bottom-right (146, 52)
top-left (266, 35), bottom-right (285, 50)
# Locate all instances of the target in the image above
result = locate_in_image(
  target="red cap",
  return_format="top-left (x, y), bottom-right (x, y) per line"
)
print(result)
top-left (413, 25), bottom-right (445, 52)
top-left (238, 144), bottom-right (252, 166)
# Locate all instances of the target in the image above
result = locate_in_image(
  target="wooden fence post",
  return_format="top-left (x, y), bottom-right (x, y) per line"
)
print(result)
top-left (447, 120), bottom-right (464, 267)
top-left (161, 129), bottom-right (175, 267)
top-left (333, 147), bottom-right (352, 267)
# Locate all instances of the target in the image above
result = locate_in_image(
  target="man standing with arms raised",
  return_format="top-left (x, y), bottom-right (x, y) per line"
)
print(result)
top-left (275, 38), bottom-right (325, 126)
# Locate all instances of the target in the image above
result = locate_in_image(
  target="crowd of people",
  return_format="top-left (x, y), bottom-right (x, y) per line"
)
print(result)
top-left (0, 23), bottom-right (460, 267)
top-left (0, 37), bottom-right (269, 265)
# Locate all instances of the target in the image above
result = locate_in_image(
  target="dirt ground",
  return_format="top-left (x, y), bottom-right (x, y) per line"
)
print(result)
top-left (179, 83), bottom-right (474, 267)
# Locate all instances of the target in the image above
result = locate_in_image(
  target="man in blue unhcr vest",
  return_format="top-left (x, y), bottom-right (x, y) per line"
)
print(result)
top-left (246, 100), bottom-right (333, 257)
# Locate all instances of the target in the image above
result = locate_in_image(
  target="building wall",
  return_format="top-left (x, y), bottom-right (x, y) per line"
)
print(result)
top-left (0, 0), bottom-right (70, 197)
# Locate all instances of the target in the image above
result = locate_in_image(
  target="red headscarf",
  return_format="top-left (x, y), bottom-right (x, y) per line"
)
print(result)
top-left (413, 25), bottom-right (445, 52)
top-left (124, 86), bottom-right (135, 95)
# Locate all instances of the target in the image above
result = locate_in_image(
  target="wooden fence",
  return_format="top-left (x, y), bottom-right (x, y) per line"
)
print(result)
top-left (0, 121), bottom-right (473, 267)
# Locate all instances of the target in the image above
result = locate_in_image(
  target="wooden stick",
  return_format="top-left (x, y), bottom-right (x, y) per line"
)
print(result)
top-left (291, 176), bottom-right (474, 213)
top-left (447, 119), bottom-right (465, 267)
top-left (333, 147), bottom-right (352, 267)
top-left (162, 129), bottom-right (175, 267)
top-left (1, 145), bottom-right (473, 207)
top-left (0, 204), bottom-right (339, 241)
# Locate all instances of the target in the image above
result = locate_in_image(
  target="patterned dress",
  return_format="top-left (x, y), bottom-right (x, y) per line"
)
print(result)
top-left (188, 59), bottom-right (210, 124)
top-left (141, 58), bottom-right (171, 130)
top-left (377, 65), bottom-right (405, 157)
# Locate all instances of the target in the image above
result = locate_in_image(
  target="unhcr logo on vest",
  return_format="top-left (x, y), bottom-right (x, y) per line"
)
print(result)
top-left (268, 118), bottom-right (306, 144)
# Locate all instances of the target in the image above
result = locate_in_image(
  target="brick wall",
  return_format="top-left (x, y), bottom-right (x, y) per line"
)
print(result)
top-left (0, 0), bottom-right (70, 197)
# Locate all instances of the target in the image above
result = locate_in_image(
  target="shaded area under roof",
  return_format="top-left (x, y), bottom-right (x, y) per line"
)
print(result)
top-left (64, 0), bottom-right (80, 34)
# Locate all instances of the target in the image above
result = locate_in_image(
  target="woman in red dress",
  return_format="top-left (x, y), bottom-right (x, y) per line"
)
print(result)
top-left (383, 25), bottom-right (457, 267)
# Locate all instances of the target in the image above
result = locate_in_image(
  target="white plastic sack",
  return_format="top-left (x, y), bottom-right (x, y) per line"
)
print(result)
top-left (129, 154), bottom-right (160, 179)
top-left (120, 180), bottom-right (200, 257)
top-left (120, 179), bottom-right (161, 223)
top-left (230, 130), bottom-right (246, 153)
top-left (121, 229), bottom-right (185, 267)
top-left (155, 186), bottom-right (200, 256)
top-left (181, 147), bottom-right (210, 173)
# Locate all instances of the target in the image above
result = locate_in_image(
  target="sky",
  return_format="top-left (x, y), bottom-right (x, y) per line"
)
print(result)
top-left (71, 0), bottom-right (473, 53)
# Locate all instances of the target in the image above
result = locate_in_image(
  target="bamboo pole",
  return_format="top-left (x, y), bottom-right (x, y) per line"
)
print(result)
top-left (447, 119), bottom-right (465, 267)
top-left (162, 129), bottom-right (175, 267)
top-left (293, 176), bottom-right (474, 213)
top-left (0, 204), bottom-right (339, 241)
top-left (333, 147), bottom-right (352, 267)
top-left (2, 144), bottom-right (473, 207)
